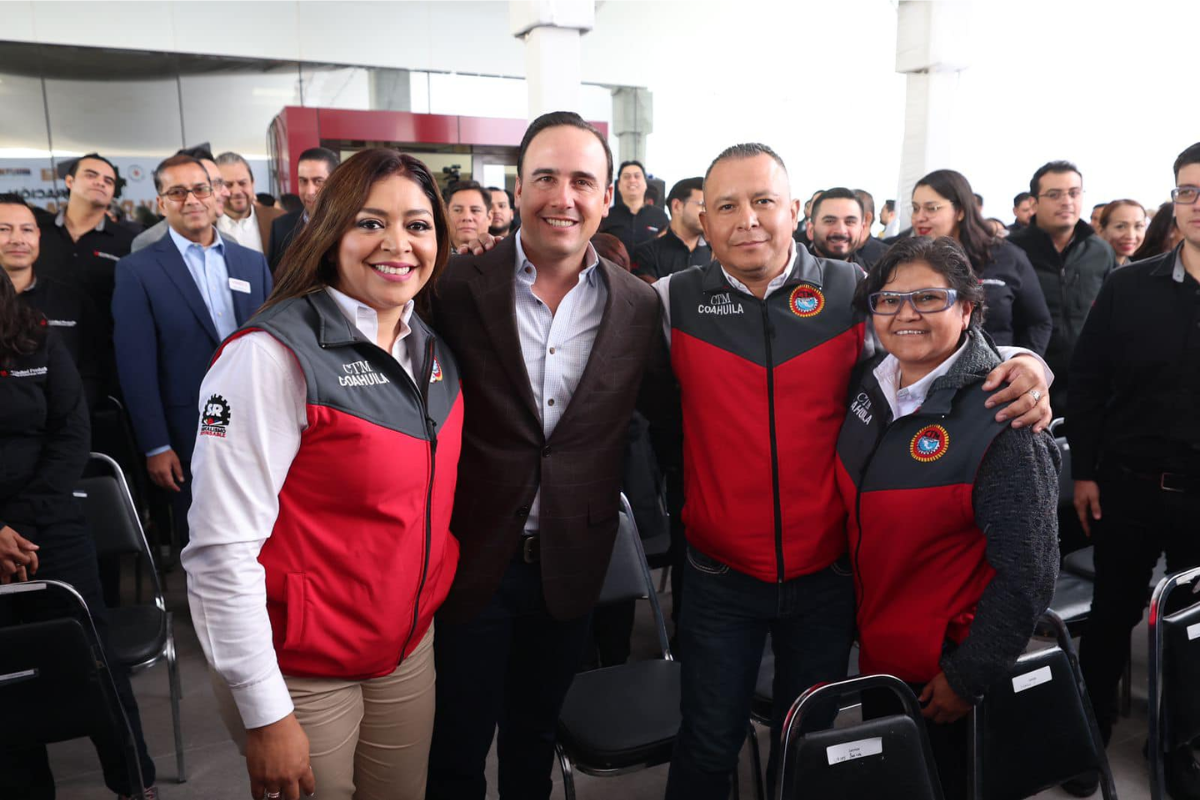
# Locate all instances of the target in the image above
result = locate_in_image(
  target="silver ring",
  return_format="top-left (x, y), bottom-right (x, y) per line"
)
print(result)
top-left (1027, 388), bottom-right (1042, 403)
top-left (265, 792), bottom-right (282, 799)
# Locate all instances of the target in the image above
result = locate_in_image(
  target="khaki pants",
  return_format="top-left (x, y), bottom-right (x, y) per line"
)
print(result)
top-left (213, 627), bottom-right (436, 800)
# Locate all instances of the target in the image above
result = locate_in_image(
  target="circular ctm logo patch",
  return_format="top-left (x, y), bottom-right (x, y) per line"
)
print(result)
top-left (910, 424), bottom-right (950, 462)
top-left (789, 284), bottom-right (825, 318)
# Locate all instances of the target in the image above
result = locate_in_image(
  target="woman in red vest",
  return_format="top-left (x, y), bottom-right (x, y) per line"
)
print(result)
top-left (182, 149), bottom-right (463, 800)
top-left (834, 236), bottom-right (1060, 797)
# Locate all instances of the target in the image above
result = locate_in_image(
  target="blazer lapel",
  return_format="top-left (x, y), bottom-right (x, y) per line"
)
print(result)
top-left (466, 237), bottom-right (541, 423)
top-left (154, 235), bottom-right (220, 344)
top-left (551, 261), bottom-right (632, 435)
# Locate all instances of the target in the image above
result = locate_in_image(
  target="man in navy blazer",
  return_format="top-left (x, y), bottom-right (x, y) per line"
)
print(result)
top-left (113, 154), bottom-right (272, 545)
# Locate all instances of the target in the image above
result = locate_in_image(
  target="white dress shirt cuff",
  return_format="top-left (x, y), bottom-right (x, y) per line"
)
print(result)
top-left (228, 670), bottom-right (295, 730)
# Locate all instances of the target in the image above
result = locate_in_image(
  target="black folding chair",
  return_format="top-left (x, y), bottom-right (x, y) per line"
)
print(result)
top-left (0, 579), bottom-right (148, 800)
top-left (968, 610), bottom-right (1116, 799)
top-left (555, 493), bottom-right (681, 800)
top-left (1148, 565), bottom-right (1200, 800)
top-left (774, 674), bottom-right (944, 800)
top-left (76, 451), bottom-right (185, 781)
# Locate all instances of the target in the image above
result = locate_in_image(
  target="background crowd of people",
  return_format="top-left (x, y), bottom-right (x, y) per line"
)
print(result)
top-left (1, 116), bottom-right (1197, 800)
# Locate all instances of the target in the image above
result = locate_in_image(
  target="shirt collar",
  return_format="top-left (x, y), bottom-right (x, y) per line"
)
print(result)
top-left (1172, 247), bottom-right (1188, 283)
top-left (167, 225), bottom-right (225, 260)
top-left (324, 284), bottom-right (414, 343)
top-left (873, 336), bottom-right (971, 420)
top-left (55, 208), bottom-right (107, 233)
top-left (513, 228), bottom-right (601, 285)
top-left (719, 240), bottom-right (798, 298)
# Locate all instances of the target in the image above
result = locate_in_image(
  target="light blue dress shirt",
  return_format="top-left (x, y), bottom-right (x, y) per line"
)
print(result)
top-left (168, 225), bottom-right (237, 340)
top-left (512, 230), bottom-right (608, 534)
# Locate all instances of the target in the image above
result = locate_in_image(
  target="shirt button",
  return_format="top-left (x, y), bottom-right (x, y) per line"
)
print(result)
top-left (547, 398), bottom-right (555, 407)
top-left (542, 446), bottom-right (552, 457)
top-left (549, 347), bottom-right (556, 355)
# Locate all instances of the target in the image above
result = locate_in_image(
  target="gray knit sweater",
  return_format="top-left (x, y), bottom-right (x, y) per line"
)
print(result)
top-left (930, 328), bottom-right (1062, 703)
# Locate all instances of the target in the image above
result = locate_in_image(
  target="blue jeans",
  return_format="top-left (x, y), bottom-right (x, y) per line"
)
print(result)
top-left (665, 545), bottom-right (856, 800)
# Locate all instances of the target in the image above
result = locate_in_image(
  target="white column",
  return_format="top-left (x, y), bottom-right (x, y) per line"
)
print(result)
top-left (510, 0), bottom-right (594, 119)
top-left (893, 0), bottom-right (973, 230)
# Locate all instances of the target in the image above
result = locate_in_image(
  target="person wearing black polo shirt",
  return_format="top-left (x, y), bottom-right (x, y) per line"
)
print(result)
top-left (631, 177), bottom-right (711, 282)
top-left (1066, 142), bottom-right (1200, 799)
top-left (0, 194), bottom-right (106, 410)
top-left (599, 160), bottom-right (669, 255)
top-left (34, 153), bottom-right (134, 330)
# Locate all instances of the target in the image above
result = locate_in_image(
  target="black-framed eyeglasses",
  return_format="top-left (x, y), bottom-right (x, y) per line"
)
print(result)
top-left (1038, 188), bottom-right (1083, 201)
top-left (1171, 186), bottom-right (1200, 205)
top-left (868, 288), bottom-right (959, 315)
top-left (160, 184), bottom-right (214, 202)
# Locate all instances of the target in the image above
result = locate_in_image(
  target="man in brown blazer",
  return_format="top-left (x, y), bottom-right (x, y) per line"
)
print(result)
top-left (426, 111), bottom-right (667, 800)
top-left (214, 151), bottom-right (283, 254)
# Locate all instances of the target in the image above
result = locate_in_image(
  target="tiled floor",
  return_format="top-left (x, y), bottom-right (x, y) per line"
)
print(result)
top-left (48, 565), bottom-right (1158, 800)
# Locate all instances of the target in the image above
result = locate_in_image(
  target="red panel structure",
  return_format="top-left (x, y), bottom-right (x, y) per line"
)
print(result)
top-left (317, 109), bottom-right (460, 146)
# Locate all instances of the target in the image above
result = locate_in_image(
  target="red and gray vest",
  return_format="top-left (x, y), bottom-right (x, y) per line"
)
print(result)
top-left (214, 291), bottom-right (463, 680)
top-left (669, 250), bottom-right (866, 582)
top-left (834, 364), bottom-right (1006, 684)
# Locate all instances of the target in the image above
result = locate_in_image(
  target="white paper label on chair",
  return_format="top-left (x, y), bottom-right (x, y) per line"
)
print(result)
top-left (1188, 622), bottom-right (1200, 641)
top-left (826, 737), bottom-right (883, 765)
top-left (1012, 665), bottom-right (1053, 693)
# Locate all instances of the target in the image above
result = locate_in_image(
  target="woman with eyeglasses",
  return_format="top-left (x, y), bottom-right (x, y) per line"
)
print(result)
top-left (835, 236), bottom-right (1060, 799)
top-left (1098, 199), bottom-right (1148, 266)
top-left (910, 170), bottom-right (1053, 354)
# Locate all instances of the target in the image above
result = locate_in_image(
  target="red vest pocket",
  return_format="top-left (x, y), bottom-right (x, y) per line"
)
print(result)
top-left (283, 572), bottom-right (307, 651)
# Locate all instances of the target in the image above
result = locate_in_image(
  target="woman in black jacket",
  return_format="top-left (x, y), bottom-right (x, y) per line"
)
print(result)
top-left (911, 169), bottom-right (1054, 354)
top-left (0, 270), bottom-right (157, 800)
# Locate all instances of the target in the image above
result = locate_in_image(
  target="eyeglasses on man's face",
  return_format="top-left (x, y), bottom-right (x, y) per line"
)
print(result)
top-left (868, 288), bottom-right (960, 315)
top-left (1171, 186), bottom-right (1200, 205)
top-left (160, 184), bottom-right (214, 203)
top-left (1038, 188), bottom-right (1083, 202)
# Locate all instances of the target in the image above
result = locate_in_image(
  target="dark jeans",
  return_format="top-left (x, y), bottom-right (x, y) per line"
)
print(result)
top-left (426, 556), bottom-right (593, 800)
top-left (1079, 464), bottom-right (1200, 739)
top-left (862, 684), bottom-right (969, 800)
top-left (665, 545), bottom-right (856, 800)
top-left (0, 520), bottom-right (157, 798)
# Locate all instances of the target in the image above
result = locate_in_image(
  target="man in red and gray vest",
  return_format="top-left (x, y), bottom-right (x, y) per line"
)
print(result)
top-left (652, 143), bottom-right (1054, 799)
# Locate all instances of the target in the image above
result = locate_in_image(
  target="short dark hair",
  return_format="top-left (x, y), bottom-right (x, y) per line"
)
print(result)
top-left (705, 143), bottom-right (787, 184)
top-left (1030, 160), bottom-right (1081, 197)
top-left (444, 180), bottom-right (491, 210)
top-left (1173, 142), bottom-right (1200, 181)
top-left (854, 189), bottom-right (876, 220)
top-left (853, 235), bottom-right (986, 327)
top-left (973, 193), bottom-right (984, 207)
top-left (517, 111), bottom-right (613, 186)
top-left (883, 199), bottom-right (896, 213)
top-left (280, 193), bottom-right (303, 214)
top-left (1012, 191), bottom-right (1033, 207)
top-left (812, 187), bottom-right (863, 219)
top-left (0, 193), bottom-right (31, 210)
top-left (666, 177), bottom-right (703, 213)
top-left (256, 192), bottom-right (276, 207)
top-left (1092, 202), bottom-right (1107, 212)
top-left (486, 186), bottom-right (514, 207)
top-left (298, 146), bottom-right (340, 174)
top-left (177, 145), bottom-right (215, 162)
top-left (67, 153), bottom-right (117, 180)
top-left (153, 154), bottom-right (208, 193)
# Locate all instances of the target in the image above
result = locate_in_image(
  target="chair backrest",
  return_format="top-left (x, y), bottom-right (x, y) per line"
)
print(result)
top-left (594, 494), bottom-right (673, 659)
top-left (776, 674), bottom-right (944, 800)
top-left (76, 453), bottom-right (164, 604)
top-left (1054, 436), bottom-right (1073, 507)
top-left (973, 646), bottom-right (1103, 799)
top-left (0, 580), bottom-right (145, 795)
top-left (1150, 566), bottom-right (1200, 775)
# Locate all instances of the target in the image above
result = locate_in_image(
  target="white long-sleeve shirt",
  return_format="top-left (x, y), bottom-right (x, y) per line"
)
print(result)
top-left (181, 286), bottom-right (414, 729)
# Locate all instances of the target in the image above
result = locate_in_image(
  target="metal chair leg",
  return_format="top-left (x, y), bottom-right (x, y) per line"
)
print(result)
top-left (166, 614), bottom-right (186, 782)
top-left (658, 564), bottom-right (671, 594)
top-left (556, 743), bottom-right (576, 800)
